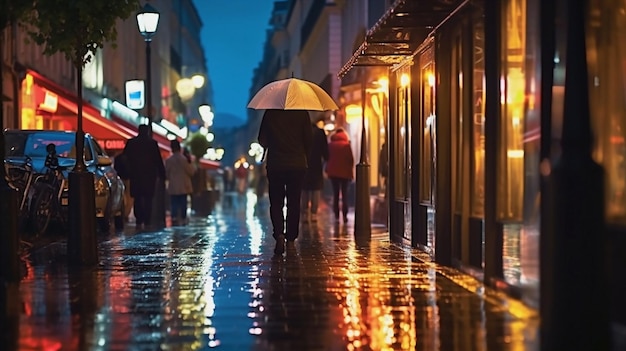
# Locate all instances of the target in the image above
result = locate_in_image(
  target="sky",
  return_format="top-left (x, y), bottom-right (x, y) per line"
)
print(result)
top-left (192, 0), bottom-right (275, 128)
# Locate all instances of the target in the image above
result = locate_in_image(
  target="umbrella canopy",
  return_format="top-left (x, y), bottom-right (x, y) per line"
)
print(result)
top-left (247, 78), bottom-right (338, 111)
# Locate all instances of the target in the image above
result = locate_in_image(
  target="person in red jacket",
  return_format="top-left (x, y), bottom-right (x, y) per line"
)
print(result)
top-left (325, 128), bottom-right (354, 223)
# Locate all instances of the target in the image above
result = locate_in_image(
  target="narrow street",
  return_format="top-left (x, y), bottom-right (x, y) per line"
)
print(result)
top-left (4, 192), bottom-right (539, 350)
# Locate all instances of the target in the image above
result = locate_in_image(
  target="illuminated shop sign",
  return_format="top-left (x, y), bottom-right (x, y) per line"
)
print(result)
top-left (125, 80), bottom-right (145, 110)
top-left (98, 139), bottom-right (126, 150)
top-left (39, 90), bottom-right (58, 113)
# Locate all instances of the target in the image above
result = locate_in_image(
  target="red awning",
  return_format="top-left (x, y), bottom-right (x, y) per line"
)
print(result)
top-left (110, 115), bottom-right (174, 155)
top-left (27, 69), bottom-right (173, 155)
top-left (27, 69), bottom-right (137, 147)
top-left (199, 158), bottom-right (220, 170)
top-left (56, 95), bottom-right (136, 140)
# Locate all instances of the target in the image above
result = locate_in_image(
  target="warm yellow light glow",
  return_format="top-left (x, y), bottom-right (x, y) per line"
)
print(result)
top-left (507, 149), bottom-right (524, 158)
top-left (400, 73), bottom-right (410, 88)
top-left (345, 104), bottom-right (362, 124)
top-left (427, 73), bottom-right (435, 87)
top-left (176, 78), bottom-right (195, 101)
top-left (375, 77), bottom-right (389, 92)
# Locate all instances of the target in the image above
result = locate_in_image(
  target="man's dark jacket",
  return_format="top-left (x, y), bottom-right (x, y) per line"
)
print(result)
top-left (257, 109), bottom-right (312, 172)
top-left (302, 124), bottom-right (328, 190)
top-left (123, 125), bottom-right (165, 197)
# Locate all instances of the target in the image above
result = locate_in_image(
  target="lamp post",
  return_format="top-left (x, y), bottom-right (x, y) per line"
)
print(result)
top-left (137, 3), bottom-right (163, 227)
top-left (136, 2), bottom-right (160, 127)
top-left (0, 49), bottom-right (19, 281)
top-left (354, 68), bottom-right (371, 242)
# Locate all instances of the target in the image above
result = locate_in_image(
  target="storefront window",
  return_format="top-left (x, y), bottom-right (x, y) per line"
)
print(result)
top-left (498, 0), bottom-right (527, 221)
top-left (420, 48), bottom-right (436, 205)
top-left (472, 15), bottom-right (486, 218)
top-left (587, 0), bottom-right (626, 224)
top-left (453, 35), bottom-right (464, 214)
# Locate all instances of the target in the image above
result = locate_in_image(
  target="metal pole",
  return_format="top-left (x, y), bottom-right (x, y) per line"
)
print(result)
top-left (145, 40), bottom-right (152, 127)
top-left (146, 38), bottom-right (166, 228)
top-left (0, 32), bottom-right (20, 282)
top-left (68, 64), bottom-right (97, 266)
top-left (354, 68), bottom-right (371, 242)
top-left (540, 0), bottom-right (610, 350)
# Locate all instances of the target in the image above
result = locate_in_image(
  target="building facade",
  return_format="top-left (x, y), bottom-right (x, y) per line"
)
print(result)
top-left (0, 0), bottom-right (216, 166)
top-left (339, 0), bottom-right (626, 342)
top-left (248, 0), bottom-right (626, 342)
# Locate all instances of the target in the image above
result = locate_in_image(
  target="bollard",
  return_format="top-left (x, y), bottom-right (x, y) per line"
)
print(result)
top-left (354, 163), bottom-right (371, 243)
top-left (68, 171), bottom-right (98, 266)
top-left (0, 282), bottom-right (20, 349)
top-left (0, 182), bottom-right (20, 282)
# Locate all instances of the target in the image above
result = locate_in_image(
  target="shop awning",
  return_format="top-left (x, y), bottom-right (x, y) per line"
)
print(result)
top-left (27, 69), bottom-right (172, 155)
top-left (338, 0), bottom-right (469, 77)
top-left (110, 115), bottom-right (173, 154)
top-left (28, 69), bottom-right (136, 141)
top-left (199, 158), bottom-right (220, 170)
top-left (56, 96), bottom-right (136, 141)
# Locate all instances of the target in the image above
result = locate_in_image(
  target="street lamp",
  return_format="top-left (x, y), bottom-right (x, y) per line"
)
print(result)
top-left (137, 3), bottom-right (164, 228)
top-left (136, 2), bottom-right (160, 127)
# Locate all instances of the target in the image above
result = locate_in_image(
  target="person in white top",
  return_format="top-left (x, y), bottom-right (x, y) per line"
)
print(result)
top-left (165, 140), bottom-right (195, 226)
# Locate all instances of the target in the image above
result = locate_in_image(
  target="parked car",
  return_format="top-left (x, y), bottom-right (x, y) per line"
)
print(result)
top-left (4, 129), bottom-right (125, 233)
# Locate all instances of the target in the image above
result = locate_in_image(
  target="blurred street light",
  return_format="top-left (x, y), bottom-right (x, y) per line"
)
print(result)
top-left (205, 132), bottom-right (215, 143)
top-left (248, 142), bottom-right (264, 164)
top-left (198, 104), bottom-right (214, 126)
top-left (191, 74), bottom-right (205, 89)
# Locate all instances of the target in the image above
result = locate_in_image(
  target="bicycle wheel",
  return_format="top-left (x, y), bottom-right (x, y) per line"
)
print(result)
top-left (31, 184), bottom-right (55, 236)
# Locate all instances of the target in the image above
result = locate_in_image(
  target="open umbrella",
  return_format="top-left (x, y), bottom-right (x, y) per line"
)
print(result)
top-left (247, 77), bottom-right (338, 111)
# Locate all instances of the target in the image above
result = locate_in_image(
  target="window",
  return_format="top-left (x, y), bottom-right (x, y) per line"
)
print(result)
top-left (419, 48), bottom-right (436, 205)
top-left (498, 0), bottom-right (527, 221)
top-left (472, 15), bottom-right (486, 218)
top-left (394, 67), bottom-right (411, 200)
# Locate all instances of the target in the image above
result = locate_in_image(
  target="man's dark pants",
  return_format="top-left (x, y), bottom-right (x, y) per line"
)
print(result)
top-left (134, 194), bottom-right (153, 227)
top-left (267, 169), bottom-right (306, 241)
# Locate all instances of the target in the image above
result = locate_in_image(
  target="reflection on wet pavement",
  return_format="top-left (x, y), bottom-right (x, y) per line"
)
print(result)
top-left (2, 193), bottom-right (539, 350)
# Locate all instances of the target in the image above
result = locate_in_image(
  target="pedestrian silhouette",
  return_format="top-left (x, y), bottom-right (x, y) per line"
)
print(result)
top-left (257, 109), bottom-right (312, 255)
top-left (123, 124), bottom-right (165, 230)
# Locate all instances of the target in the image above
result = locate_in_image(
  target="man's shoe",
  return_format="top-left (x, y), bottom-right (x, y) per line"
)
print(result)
top-left (274, 236), bottom-right (285, 255)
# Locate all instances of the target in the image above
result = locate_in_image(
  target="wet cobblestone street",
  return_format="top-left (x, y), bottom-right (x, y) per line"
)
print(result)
top-left (3, 193), bottom-right (539, 350)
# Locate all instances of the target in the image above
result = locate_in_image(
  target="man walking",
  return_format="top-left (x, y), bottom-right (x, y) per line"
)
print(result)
top-left (258, 109), bottom-right (312, 255)
top-left (123, 124), bottom-right (165, 230)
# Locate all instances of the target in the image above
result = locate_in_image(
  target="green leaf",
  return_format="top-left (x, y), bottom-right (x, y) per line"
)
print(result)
top-left (188, 132), bottom-right (212, 162)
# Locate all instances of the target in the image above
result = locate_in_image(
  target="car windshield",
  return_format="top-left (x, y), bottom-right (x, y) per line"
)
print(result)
top-left (5, 131), bottom-right (92, 160)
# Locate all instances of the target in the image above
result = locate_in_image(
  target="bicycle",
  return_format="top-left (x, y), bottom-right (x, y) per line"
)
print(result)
top-left (29, 148), bottom-right (68, 236)
top-left (4, 155), bottom-right (39, 232)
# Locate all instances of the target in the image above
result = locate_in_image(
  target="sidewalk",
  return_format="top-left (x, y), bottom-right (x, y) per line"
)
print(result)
top-left (4, 192), bottom-right (540, 350)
